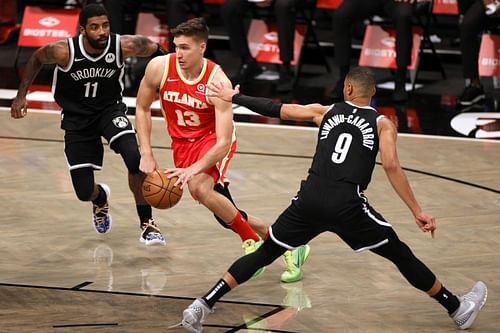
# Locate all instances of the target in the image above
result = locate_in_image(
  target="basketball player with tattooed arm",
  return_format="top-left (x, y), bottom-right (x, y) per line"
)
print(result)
top-left (135, 17), bottom-right (309, 282)
top-left (179, 67), bottom-right (487, 332)
top-left (10, 4), bottom-right (168, 245)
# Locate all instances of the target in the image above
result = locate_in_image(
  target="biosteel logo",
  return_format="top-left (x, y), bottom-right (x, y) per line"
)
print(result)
top-left (38, 17), bottom-right (60, 27)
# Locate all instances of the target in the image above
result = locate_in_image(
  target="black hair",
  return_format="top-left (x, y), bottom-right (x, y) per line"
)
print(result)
top-left (79, 4), bottom-right (108, 27)
top-left (170, 17), bottom-right (209, 42)
top-left (345, 67), bottom-right (376, 95)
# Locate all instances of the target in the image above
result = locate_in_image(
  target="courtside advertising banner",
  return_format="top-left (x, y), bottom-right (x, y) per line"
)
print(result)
top-left (18, 6), bottom-right (79, 47)
top-left (136, 13), bottom-right (169, 50)
top-left (478, 34), bottom-right (500, 76)
top-left (247, 19), bottom-right (305, 65)
top-left (316, 0), bottom-right (343, 9)
top-left (432, 0), bottom-right (459, 15)
top-left (358, 25), bottom-right (421, 70)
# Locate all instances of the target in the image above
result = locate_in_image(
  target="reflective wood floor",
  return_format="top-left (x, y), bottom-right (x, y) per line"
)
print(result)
top-left (1, 108), bottom-right (499, 332)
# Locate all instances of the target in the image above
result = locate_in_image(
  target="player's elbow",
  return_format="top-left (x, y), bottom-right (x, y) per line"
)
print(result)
top-left (382, 160), bottom-right (400, 174)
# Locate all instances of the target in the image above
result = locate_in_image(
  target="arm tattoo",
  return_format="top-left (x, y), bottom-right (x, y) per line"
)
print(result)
top-left (129, 35), bottom-right (152, 57)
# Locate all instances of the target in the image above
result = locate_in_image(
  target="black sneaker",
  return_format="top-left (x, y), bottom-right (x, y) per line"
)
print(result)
top-left (392, 84), bottom-right (409, 102)
top-left (458, 85), bottom-right (485, 106)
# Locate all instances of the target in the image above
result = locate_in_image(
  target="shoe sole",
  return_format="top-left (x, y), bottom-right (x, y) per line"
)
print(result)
top-left (458, 94), bottom-right (485, 106)
top-left (139, 235), bottom-right (166, 246)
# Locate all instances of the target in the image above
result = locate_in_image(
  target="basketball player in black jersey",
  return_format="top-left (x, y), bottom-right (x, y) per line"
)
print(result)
top-left (178, 67), bottom-right (487, 332)
top-left (10, 4), bottom-right (168, 246)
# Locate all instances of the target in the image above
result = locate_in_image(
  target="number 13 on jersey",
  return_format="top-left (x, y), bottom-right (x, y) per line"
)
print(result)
top-left (175, 109), bottom-right (201, 127)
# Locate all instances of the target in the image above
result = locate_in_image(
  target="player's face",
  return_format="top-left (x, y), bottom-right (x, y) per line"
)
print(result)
top-left (80, 15), bottom-right (110, 50)
top-left (173, 35), bottom-right (206, 71)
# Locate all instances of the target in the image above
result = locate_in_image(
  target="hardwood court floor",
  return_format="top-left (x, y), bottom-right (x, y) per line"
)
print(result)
top-left (1, 108), bottom-right (499, 332)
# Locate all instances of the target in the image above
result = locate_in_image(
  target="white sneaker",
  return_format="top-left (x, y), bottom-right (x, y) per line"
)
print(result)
top-left (451, 281), bottom-right (487, 330)
top-left (181, 298), bottom-right (212, 333)
top-left (139, 218), bottom-right (166, 246)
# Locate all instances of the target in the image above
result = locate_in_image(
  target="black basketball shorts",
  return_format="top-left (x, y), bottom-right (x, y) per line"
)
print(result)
top-left (64, 106), bottom-right (136, 171)
top-left (269, 177), bottom-right (393, 252)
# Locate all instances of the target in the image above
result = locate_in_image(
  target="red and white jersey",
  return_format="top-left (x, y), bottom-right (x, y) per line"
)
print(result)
top-left (158, 53), bottom-right (219, 140)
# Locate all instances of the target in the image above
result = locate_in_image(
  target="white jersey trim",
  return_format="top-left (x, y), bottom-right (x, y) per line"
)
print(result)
top-left (354, 238), bottom-right (389, 253)
top-left (345, 100), bottom-right (376, 111)
top-left (268, 226), bottom-right (295, 250)
top-left (78, 34), bottom-right (111, 62)
top-left (108, 129), bottom-right (136, 146)
top-left (68, 163), bottom-right (103, 171)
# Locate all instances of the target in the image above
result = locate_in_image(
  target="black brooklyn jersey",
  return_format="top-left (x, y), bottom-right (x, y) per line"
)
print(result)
top-left (309, 101), bottom-right (383, 190)
top-left (53, 33), bottom-right (125, 130)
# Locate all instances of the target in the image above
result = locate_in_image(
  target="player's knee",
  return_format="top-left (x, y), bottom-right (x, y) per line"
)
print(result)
top-left (188, 182), bottom-right (211, 203)
top-left (113, 135), bottom-right (141, 174)
top-left (71, 168), bottom-right (95, 201)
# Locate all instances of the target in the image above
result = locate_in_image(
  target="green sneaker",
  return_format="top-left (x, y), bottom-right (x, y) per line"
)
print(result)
top-left (280, 245), bottom-right (310, 283)
top-left (242, 238), bottom-right (266, 279)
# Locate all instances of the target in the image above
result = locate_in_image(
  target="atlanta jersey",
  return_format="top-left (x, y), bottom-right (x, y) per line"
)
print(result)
top-left (309, 101), bottom-right (383, 190)
top-left (158, 53), bottom-right (219, 140)
top-left (52, 33), bottom-right (124, 130)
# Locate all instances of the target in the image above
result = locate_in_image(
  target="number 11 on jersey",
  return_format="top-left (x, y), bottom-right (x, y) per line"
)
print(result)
top-left (84, 82), bottom-right (98, 98)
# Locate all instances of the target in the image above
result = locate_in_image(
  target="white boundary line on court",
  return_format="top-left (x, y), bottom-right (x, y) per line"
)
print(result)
top-left (1, 106), bottom-right (499, 144)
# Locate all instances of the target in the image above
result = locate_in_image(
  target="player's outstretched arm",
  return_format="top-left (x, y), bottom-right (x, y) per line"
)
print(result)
top-left (121, 35), bottom-right (166, 59)
top-left (135, 56), bottom-right (164, 174)
top-left (378, 117), bottom-right (436, 237)
top-left (11, 40), bottom-right (68, 119)
top-left (207, 81), bottom-right (328, 126)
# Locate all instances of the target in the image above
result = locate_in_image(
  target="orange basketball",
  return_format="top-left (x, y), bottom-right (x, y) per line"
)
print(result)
top-left (142, 169), bottom-right (183, 209)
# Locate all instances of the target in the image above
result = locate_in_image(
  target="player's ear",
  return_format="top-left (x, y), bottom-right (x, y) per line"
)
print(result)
top-left (199, 42), bottom-right (206, 54)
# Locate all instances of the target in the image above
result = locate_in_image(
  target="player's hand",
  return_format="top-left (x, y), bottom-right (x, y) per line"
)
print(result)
top-left (414, 211), bottom-right (436, 238)
top-left (139, 154), bottom-right (159, 175)
top-left (165, 167), bottom-right (195, 189)
top-left (207, 81), bottom-right (239, 102)
top-left (11, 96), bottom-right (28, 119)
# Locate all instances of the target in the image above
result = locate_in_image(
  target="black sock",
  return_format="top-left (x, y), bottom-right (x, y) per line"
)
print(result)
top-left (92, 185), bottom-right (107, 207)
top-left (137, 204), bottom-right (152, 226)
top-left (202, 279), bottom-right (231, 308)
top-left (432, 285), bottom-right (460, 314)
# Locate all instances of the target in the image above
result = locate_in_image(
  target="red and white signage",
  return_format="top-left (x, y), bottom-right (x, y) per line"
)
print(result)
top-left (247, 19), bottom-right (306, 65)
top-left (478, 34), bottom-right (500, 76)
top-left (432, 0), bottom-right (459, 15)
top-left (136, 13), bottom-right (169, 50)
top-left (18, 6), bottom-right (79, 47)
top-left (358, 25), bottom-right (421, 70)
top-left (316, 0), bottom-right (343, 10)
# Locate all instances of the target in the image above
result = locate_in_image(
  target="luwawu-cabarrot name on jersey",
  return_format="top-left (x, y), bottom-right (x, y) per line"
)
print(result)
top-left (320, 114), bottom-right (375, 150)
top-left (69, 68), bottom-right (117, 81)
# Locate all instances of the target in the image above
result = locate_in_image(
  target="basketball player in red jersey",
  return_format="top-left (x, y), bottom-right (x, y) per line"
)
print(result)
top-left (135, 17), bottom-right (309, 282)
